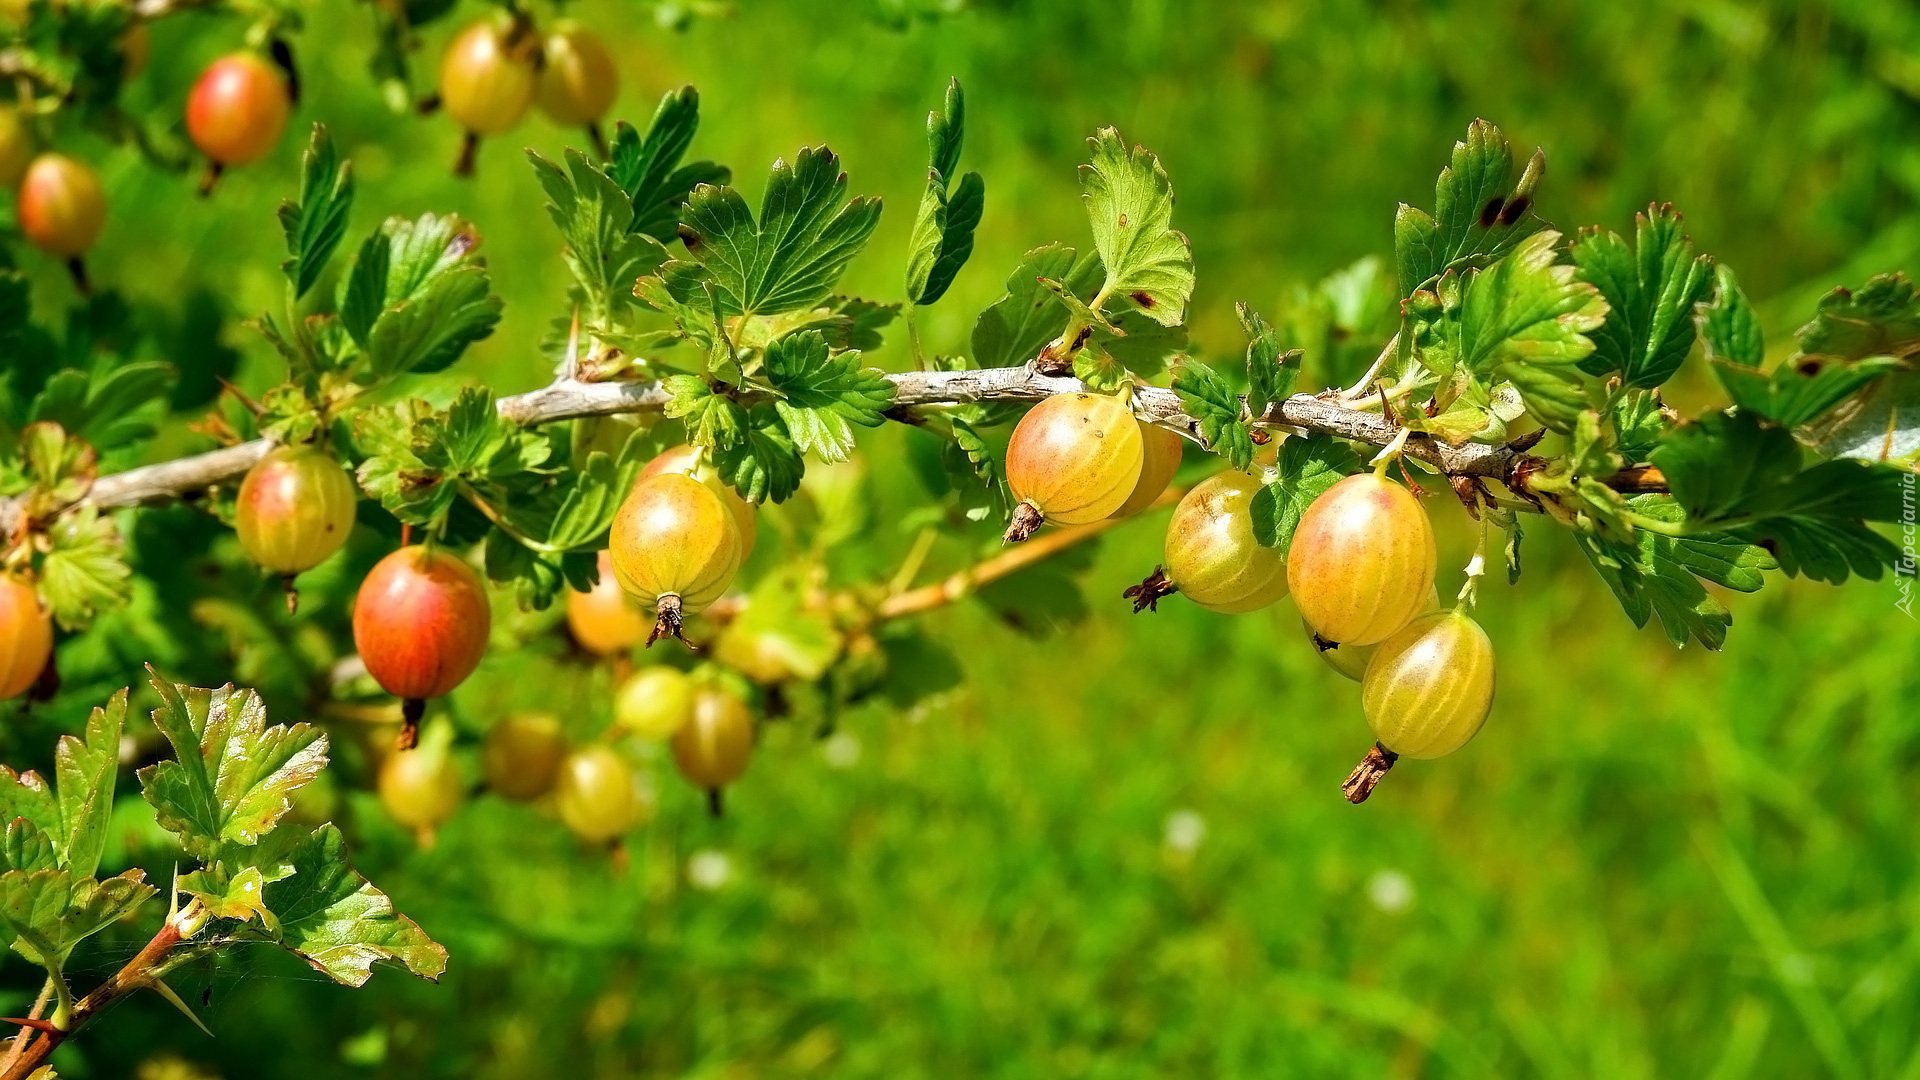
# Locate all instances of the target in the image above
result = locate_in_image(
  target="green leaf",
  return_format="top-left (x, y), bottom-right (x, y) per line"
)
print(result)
top-left (0, 868), bottom-right (155, 971)
top-left (905, 79), bottom-right (983, 307)
top-left (27, 361), bottom-right (174, 451)
top-left (1411, 230), bottom-right (1609, 431)
top-left (1172, 358), bottom-right (1253, 470)
top-left (0, 770), bottom-right (58, 874)
top-left (277, 125), bottom-right (355, 301)
top-left (340, 229), bottom-right (391, 348)
top-left (715, 567), bottom-right (842, 682)
top-left (355, 214), bottom-right (504, 379)
top-left (1698, 264), bottom-right (1764, 368)
top-left (608, 86), bottom-right (731, 243)
top-left (1080, 128), bottom-right (1193, 326)
top-left (1793, 271), bottom-right (1920, 364)
top-left (483, 535), bottom-right (573, 611)
top-left (259, 823), bottom-right (447, 987)
top-left (1575, 494), bottom-right (1773, 650)
top-left (711, 402), bottom-right (805, 504)
top-left (39, 504), bottom-right (129, 631)
top-left (1572, 204), bottom-right (1715, 388)
top-left (970, 244), bottom-right (1104, 369)
top-left (528, 149), bottom-right (669, 326)
top-left (1240, 303), bottom-right (1301, 417)
top-left (1249, 435), bottom-right (1359, 551)
top-left (1650, 410), bottom-right (1905, 582)
top-left (53, 689), bottom-right (125, 879)
top-left (662, 375), bottom-right (746, 450)
top-left (137, 673), bottom-right (328, 863)
top-left (763, 330), bottom-right (892, 463)
top-left (1394, 119), bottom-right (1547, 296)
top-left (672, 146), bottom-right (882, 318)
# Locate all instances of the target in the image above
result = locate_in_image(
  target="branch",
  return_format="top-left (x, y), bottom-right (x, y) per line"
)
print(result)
top-left (0, 363), bottom-right (1635, 530)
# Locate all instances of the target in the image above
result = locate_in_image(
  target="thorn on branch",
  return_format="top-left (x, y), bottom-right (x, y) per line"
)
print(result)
top-left (1342, 742), bottom-right (1398, 804)
top-left (1505, 428), bottom-right (1547, 453)
top-left (1123, 565), bottom-right (1177, 613)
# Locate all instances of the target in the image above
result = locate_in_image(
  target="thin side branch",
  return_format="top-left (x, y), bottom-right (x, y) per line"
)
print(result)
top-left (0, 362), bottom-right (1640, 531)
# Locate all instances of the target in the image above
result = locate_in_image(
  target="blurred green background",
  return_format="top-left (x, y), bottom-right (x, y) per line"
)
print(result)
top-left (6, 0), bottom-right (1920, 1077)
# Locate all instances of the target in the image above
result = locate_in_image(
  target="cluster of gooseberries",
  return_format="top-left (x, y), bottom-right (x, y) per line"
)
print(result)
top-left (436, 14), bottom-right (619, 174)
top-left (1006, 388), bottom-right (1497, 802)
top-left (0, 23), bottom-right (296, 284)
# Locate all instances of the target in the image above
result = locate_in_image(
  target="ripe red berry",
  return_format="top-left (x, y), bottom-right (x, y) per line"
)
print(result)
top-left (186, 53), bottom-right (291, 167)
top-left (234, 445), bottom-right (357, 576)
top-left (1003, 393), bottom-right (1144, 542)
top-left (353, 545), bottom-right (491, 744)
top-left (609, 473), bottom-right (744, 645)
top-left (537, 22), bottom-right (619, 127)
top-left (639, 444), bottom-right (757, 558)
top-left (1289, 473), bottom-right (1436, 646)
top-left (18, 154), bottom-right (106, 259)
top-left (566, 551), bottom-right (648, 657)
top-left (0, 576), bottom-right (52, 700)
top-left (440, 19), bottom-right (537, 137)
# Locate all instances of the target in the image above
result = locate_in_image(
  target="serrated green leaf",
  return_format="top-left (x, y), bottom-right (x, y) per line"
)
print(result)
top-left (0, 769), bottom-right (57, 874)
top-left (39, 505), bottom-right (129, 631)
top-left (1240, 303), bottom-right (1300, 417)
top-left (1698, 264), bottom-right (1764, 369)
top-left (673, 146), bottom-right (882, 318)
top-left (259, 823), bottom-right (447, 986)
top-left (137, 674), bottom-right (328, 863)
top-left (1793, 271), bottom-right (1920, 364)
top-left (608, 86), bottom-right (731, 243)
top-left (1080, 128), bottom-right (1193, 326)
top-left (662, 375), bottom-right (746, 450)
top-left (711, 402), bottom-right (805, 504)
top-left (1250, 435), bottom-right (1359, 551)
top-left (483, 532), bottom-right (572, 610)
top-left (340, 229), bottom-right (390, 349)
top-left (971, 244), bottom-right (1104, 370)
top-left (27, 361), bottom-right (174, 451)
top-left (277, 125), bottom-right (355, 300)
top-left (763, 330), bottom-right (892, 462)
top-left (1172, 358), bottom-right (1253, 470)
top-left (1395, 119), bottom-right (1546, 296)
top-left (528, 148), bottom-right (669, 327)
top-left (356, 214), bottom-right (504, 379)
top-left (0, 867), bottom-right (155, 971)
top-left (904, 79), bottom-right (984, 307)
top-left (1572, 204), bottom-right (1715, 388)
top-left (52, 689), bottom-right (125, 879)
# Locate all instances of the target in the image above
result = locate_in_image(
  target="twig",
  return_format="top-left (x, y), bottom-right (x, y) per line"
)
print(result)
top-left (876, 486), bottom-right (1185, 621)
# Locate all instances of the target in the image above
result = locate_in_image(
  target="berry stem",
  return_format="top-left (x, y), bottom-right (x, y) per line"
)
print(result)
top-left (397, 698), bottom-right (424, 750)
top-left (647, 593), bottom-right (687, 648)
top-left (1342, 743), bottom-right (1399, 804)
top-left (706, 787), bottom-right (724, 818)
top-left (452, 131), bottom-right (479, 178)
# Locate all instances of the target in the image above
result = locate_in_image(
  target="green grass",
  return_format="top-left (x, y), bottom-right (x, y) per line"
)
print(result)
top-left (10, 1), bottom-right (1920, 1077)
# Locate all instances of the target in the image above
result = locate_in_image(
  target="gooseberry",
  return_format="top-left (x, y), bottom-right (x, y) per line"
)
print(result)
top-left (1003, 392), bottom-right (1144, 542)
top-left (0, 106), bottom-right (34, 188)
top-left (0, 576), bottom-right (52, 700)
top-left (566, 550), bottom-right (648, 657)
top-left (555, 744), bottom-right (649, 843)
top-left (19, 154), bottom-right (106, 260)
top-left (483, 712), bottom-right (567, 801)
top-left (378, 731), bottom-right (463, 836)
top-left (1156, 470), bottom-right (1288, 613)
top-left (639, 444), bottom-right (758, 558)
top-left (439, 17), bottom-right (537, 174)
top-left (1110, 422), bottom-right (1184, 518)
top-left (1288, 472), bottom-right (1436, 646)
top-left (352, 545), bottom-right (491, 747)
top-left (1344, 610), bottom-right (1496, 802)
top-left (1307, 619), bottom-right (1374, 681)
top-left (536, 22), bottom-right (618, 127)
top-left (186, 53), bottom-right (292, 169)
top-left (613, 666), bottom-right (695, 741)
top-left (234, 444), bottom-right (357, 579)
top-left (672, 687), bottom-right (753, 815)
top-left (608, 473), bottom-right (744, 645)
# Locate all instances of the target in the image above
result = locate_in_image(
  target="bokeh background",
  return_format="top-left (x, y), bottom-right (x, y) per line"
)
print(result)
top-left (5, 0), bottom-right (1920, 1077)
